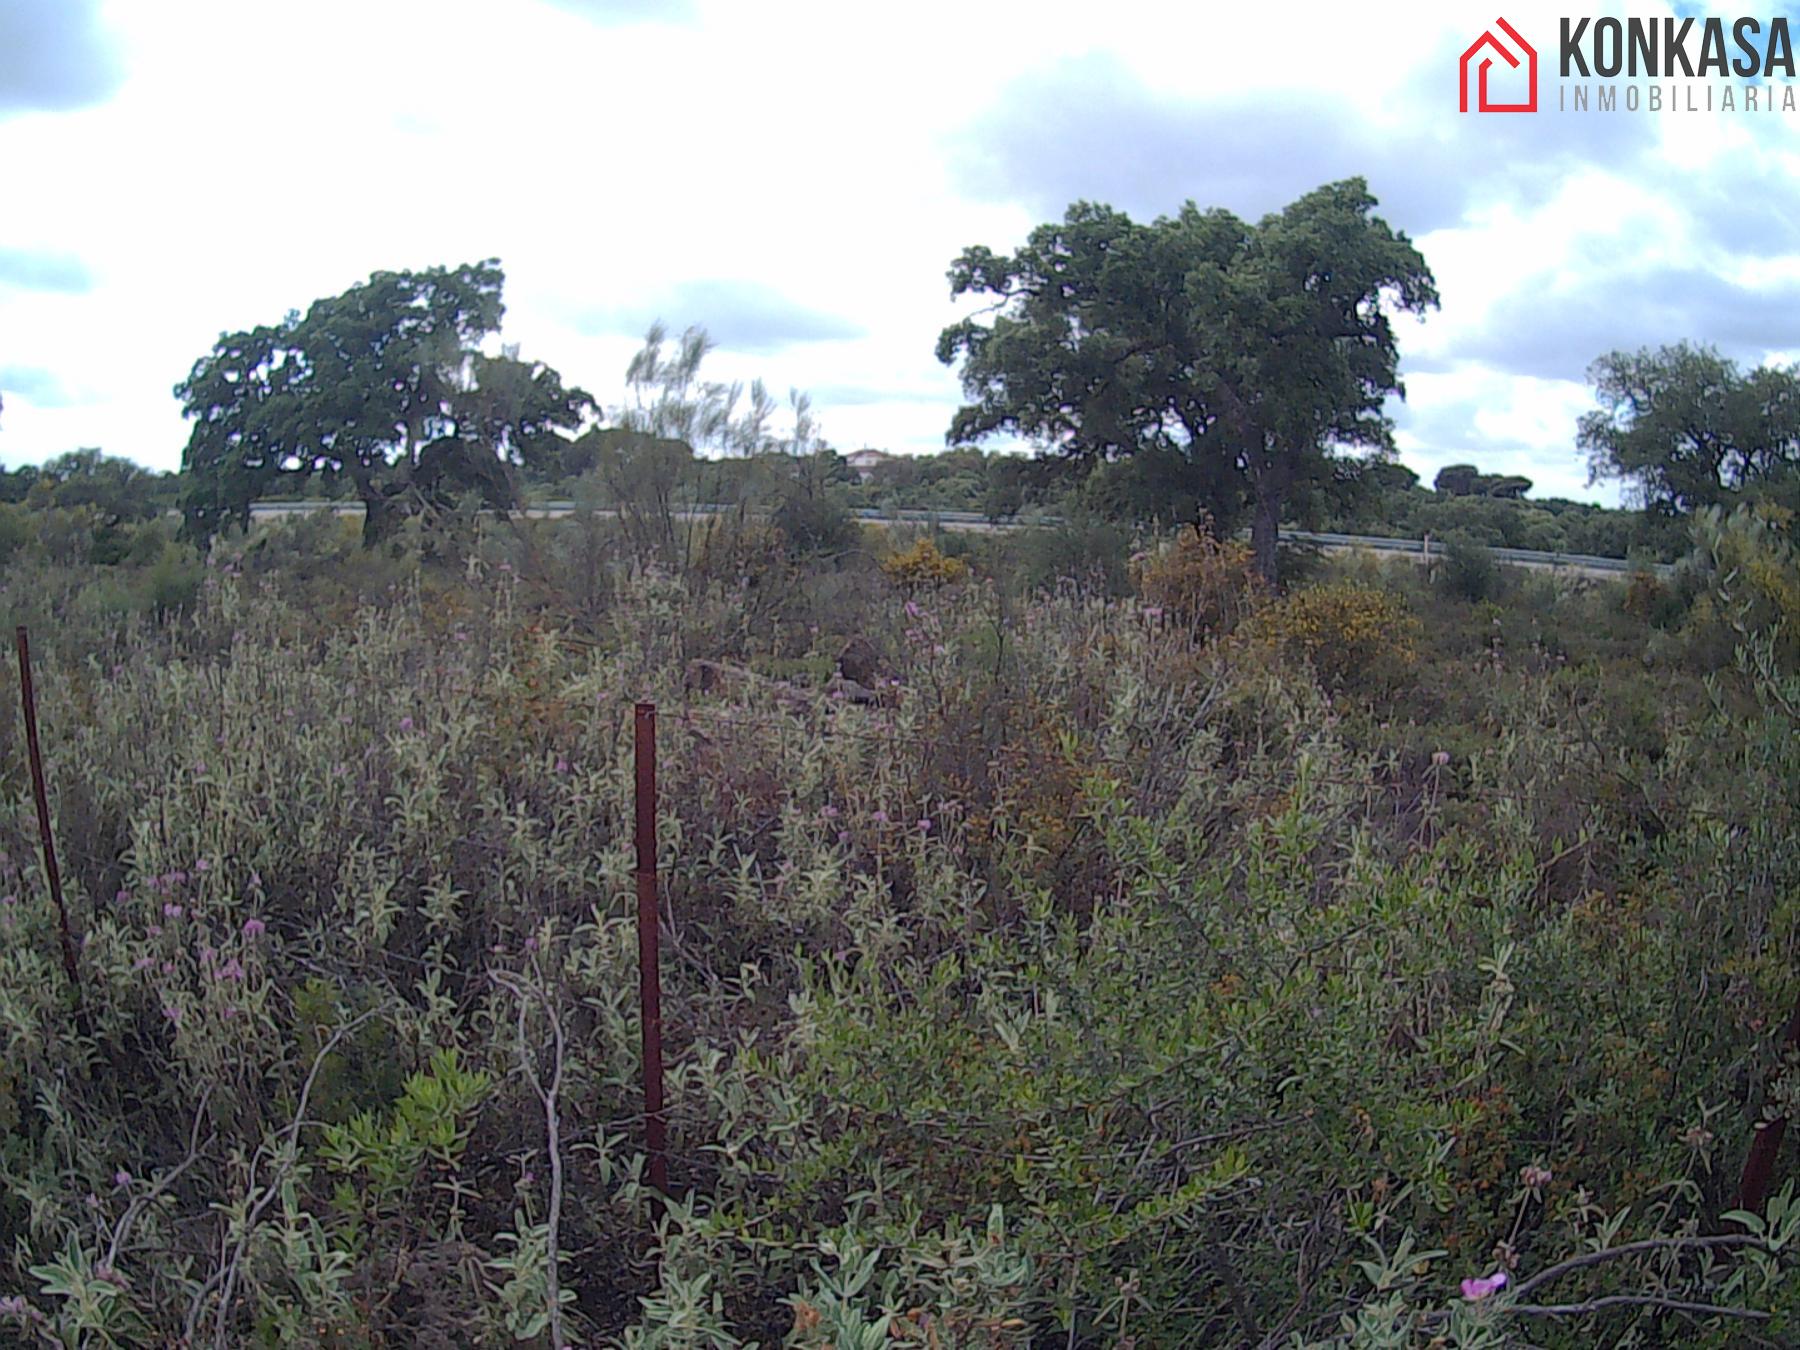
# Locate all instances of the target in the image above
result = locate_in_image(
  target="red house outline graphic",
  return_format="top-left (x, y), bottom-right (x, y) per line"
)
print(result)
top-left (1460, 17), bottom-right (1537, 113)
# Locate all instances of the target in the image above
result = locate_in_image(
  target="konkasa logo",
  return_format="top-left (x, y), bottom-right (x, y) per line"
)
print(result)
top-left (1460, 17), bottom-right (1538, 112)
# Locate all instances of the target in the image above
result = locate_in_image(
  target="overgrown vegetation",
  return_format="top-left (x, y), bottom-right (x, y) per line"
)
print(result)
top-left (0, 491), bottom-right (1795, 1346)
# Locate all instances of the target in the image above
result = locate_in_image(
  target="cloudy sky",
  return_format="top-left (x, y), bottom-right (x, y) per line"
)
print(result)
top-left (3, 0), bottom-right (1799, 501)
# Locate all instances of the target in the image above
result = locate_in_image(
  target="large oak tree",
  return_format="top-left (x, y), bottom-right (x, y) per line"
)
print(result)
top-left (1580, 342), bottom-right (1800, 519)
top-left (175, 260), bottom-right (591, 544)
top-left (936, 178), bottom-right (1437, 581)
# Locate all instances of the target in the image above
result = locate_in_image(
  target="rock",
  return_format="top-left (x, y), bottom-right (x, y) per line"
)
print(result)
top-left (837, 636), bottom-right (881, 686)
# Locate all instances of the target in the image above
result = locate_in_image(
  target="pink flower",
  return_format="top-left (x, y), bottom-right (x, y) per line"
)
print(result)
top-left (554, 757), bottom-right (571, 775)
top-left (242, 917), bottom-right (266, 938)
top-left (113, 1169), bottom-right (131, 1188)
top-left (132, 956), bottom-right (153, 971)
top-left (1521, 1165), bottom-right (1552, 1190)
top-left (162, 903), bottom-right (183, 919)
top-left (1431, 750), bottom-right (1450, 767)
top-left (1461, 1271), bottom-right (1508, 1301)
top-left (1142, 606), bottom-right (1165, 620)
top-left (399, 716), bottom-right (415, 733)
top-left (904, 600), bottom-right (922, 618)
top-left (146, 924), bottom-right (162, 938)
top-left (162, 1004), bottom-right (181, 1024)
top-left (113, 889), bottom-right (130, 904)
top-left (820, 805), bottom-right (840, 819)
top-left (194, 858), bottom-right (210, 873)
top-left (917, 818), bottom-right (933, 833)
top-left (871, 810), bottom-right (890, 824)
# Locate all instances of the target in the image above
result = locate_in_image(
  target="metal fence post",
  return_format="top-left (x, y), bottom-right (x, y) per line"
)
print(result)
top-left (634, 702), bottom-right (668, 1193)
top-left (15, 627), bottom-right (84, 1025)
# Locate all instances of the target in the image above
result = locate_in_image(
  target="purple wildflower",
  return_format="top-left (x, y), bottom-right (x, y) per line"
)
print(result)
top-left (114, 1169), bottom-right (131, 1188)
top-left (1461, 1271), bottom-right (1508, 1301)
top-left (242, 917), bottom-right (266, 938)
top-left (162, 903), bottom-right (183, 919)
top-left (399, 716), bottom-right (415, 733)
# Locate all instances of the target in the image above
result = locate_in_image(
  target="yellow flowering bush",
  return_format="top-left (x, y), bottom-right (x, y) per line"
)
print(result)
top-left (881, 536), bottom-right (969, 587)
top-left (1241, 580), bottom-right (1420, 694)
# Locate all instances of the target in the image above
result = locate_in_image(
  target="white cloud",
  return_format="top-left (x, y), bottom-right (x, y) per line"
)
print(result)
top-left (0, 0), bottom-right (1792, 507)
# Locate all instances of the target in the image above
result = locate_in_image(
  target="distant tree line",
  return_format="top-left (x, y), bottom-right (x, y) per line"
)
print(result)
top-left (7, 190), bottom-right (1800, 574)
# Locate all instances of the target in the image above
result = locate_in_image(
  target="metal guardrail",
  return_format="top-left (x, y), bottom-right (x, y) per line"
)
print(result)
top-left (243, 500), bottom-right (1666, 576)
top-left (1279, 530), bottom-right (1671, 577)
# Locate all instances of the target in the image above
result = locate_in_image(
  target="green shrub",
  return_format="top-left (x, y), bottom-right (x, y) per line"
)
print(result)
top-left (1439, 531), bottom-right (1502, 602)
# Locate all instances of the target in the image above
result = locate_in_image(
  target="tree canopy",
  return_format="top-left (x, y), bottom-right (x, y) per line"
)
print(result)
top-left (936, 178), bottom-right (1437, 580)
top-left (174, 260), bottom-right (591, 543)
top-left (1580, 342), bottom-right (1800, 520)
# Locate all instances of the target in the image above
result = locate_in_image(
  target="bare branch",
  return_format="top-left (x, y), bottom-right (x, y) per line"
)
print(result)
top-left (1508, 1233), bottom-right (1765, 1302)
top-left (1510, 1294), bottom-right (1769, 1321)
top-left (208, 1007), bottom-right (381, 1348)
top-left (492, 968), bottom-right (568, 1349)
top-left (106, 1085), bottom-right (214, 1272)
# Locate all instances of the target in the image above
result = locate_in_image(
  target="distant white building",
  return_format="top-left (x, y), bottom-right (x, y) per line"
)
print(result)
top-left (843, 448), bottom-right (894, 482)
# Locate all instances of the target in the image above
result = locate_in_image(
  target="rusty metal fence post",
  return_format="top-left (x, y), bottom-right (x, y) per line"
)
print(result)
top-left (15, 627), bottom-right (84, 1022)
top-left (634, 701), bottom-right (668, 1193)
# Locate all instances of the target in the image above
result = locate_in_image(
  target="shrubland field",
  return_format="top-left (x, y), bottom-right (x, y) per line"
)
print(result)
top-left (0, 504), bottom-right (1797, 1348)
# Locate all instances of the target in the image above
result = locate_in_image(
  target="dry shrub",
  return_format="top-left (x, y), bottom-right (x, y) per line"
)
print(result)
top-left (1241, 581), bottom-right (1421, 695)
top-left (1621, 571), bottom-right (1668, 623)
top-left (1132, 528), bottom-right (1258, 636)
top-left (881, 537), bottom-right (969, 587)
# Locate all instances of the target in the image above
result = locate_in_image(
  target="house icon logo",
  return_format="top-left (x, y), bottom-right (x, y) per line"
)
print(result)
top-left (1460, 17), bottom-right (1537, 112)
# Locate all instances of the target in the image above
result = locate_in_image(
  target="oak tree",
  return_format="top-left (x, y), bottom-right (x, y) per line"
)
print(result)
top-left (1580, 342), bottom-right (1800, 518)
top-left (175, 260), bottom-right (591, 544)
top-left (936, 179), bottom-right (1437, 581)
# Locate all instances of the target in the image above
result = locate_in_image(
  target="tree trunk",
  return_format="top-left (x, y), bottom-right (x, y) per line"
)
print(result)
top-left (1251, 491), bottom-right (1281, 587)
top-left (362, 492), bottom-right (399, 547)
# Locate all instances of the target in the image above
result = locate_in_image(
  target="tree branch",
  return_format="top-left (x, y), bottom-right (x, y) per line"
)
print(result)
top-left (1508, 1233), bottom-right (1765, 1303)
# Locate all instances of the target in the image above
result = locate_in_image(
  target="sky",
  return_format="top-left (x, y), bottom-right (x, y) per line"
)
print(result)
top-left (3, 1), bottom-right (1800, 502)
